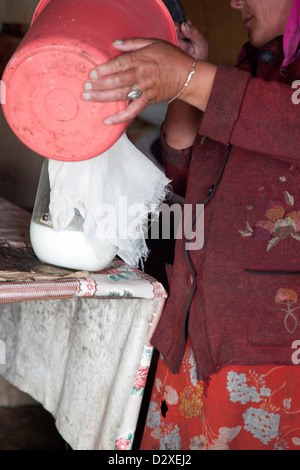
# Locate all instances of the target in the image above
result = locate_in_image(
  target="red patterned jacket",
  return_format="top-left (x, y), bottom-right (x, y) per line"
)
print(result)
top-left (151, 36), bottom-right (300, 382)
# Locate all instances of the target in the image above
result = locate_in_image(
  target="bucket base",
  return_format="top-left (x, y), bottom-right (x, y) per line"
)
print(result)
top-left (4, 46), bottom-right (126, 161)
top-left (1, 0), bottom-right (177, 161)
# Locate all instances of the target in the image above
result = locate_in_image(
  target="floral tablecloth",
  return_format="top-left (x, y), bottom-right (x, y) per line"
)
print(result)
top-left (0, 197), bottom-right (167, 449)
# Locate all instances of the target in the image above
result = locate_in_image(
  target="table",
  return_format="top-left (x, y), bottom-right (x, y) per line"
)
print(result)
top-left (0, 197), bottom-right (167, 450)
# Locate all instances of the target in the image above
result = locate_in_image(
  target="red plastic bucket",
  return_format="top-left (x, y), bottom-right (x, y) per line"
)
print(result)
top-left (1, 0), bottom-right (177, 161)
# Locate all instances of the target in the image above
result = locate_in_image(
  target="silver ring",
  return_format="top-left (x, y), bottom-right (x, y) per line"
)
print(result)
top-left (127, 85), bottom-right (142, 100)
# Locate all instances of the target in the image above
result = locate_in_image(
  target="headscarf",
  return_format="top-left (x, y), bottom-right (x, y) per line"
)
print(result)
top-left (282, 0), bottom-right (300, 67)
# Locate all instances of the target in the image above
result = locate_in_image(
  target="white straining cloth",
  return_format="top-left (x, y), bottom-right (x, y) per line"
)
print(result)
top-left (48, 133), bottom-right (170, 268)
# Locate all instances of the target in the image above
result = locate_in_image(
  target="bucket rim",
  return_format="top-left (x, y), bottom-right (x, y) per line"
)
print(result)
top-left (31, 0), bottom-right (182, 26)
top-left (31, 0), bottom-right (52, 24)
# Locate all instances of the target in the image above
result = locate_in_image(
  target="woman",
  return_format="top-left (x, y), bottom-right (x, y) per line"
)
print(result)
top-left (83, 0), bottom-right (300, 450)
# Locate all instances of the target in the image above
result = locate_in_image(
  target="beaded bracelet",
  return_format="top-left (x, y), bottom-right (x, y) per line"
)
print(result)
top-left (168, 58), bottom-right (197, 104)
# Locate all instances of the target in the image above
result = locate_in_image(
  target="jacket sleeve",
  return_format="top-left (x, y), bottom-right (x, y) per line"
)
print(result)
top-left (160, 126), bottom-right (192, 198)
top-left (200, 63), bottom-right (300, 168)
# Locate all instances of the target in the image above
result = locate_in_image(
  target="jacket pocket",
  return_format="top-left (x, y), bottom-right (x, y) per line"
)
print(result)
top-left (244, 269), bottom-right (300, 347)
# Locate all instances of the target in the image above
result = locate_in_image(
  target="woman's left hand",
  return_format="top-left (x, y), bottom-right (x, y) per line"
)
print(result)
top-left (162, 21), bottom-right (209, 150)
top-left (176, 21), bottom-right (209, 61)
top-left (82, 37), bottom-right (194, 125)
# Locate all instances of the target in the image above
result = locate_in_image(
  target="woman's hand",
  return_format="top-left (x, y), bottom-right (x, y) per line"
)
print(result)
top-left (82, 38), bottom-right (195, 125)
top-left (163, 21), bottom-right (209, 150)
top-left (176, 20), bottom-right (209, 62)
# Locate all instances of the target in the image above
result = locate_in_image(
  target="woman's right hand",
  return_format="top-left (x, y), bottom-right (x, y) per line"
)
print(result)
top-left (164, 21), bottom-right (209, 150)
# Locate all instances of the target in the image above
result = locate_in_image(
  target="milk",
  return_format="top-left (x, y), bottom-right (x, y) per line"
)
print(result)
top-left (30, 220), bottom-right (117, 272)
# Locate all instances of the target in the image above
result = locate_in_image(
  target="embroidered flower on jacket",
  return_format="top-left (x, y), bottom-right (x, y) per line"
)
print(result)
top-left (273, 217), bottom-right (297, 240)
top-left (271, 288), bottom-right (300, 335)
top-left (288, 211), bottom-right (300, 232)
top-left (275, 288), bottom-right (298, 304)
top-left (252, 220), bottom-right (273, 241)
top-left (265, 201), bottom-right (285, 222)
top-left (239, 192), bottom-right (300, 250)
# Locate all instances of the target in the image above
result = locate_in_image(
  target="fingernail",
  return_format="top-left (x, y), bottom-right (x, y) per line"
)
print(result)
top-left (104, 118), bottom-right (113, 125)
top-left (82, 92), bottom-right (91, 100)
top-left (113, 39), bottom-right (123, 45)
top-left (84, 82), bottom-right (92, 90)
top-left (89, 70), bottom-right (98, 79)
top-left (183, 22), bottom-right (191, 32)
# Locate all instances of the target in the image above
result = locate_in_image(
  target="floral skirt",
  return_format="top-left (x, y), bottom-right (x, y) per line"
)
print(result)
top-left (140, 339), bottom-right (300, 450)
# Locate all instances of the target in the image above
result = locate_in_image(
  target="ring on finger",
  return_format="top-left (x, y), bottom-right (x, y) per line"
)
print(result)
top-left (127, 85), bottom-right (143, 100)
